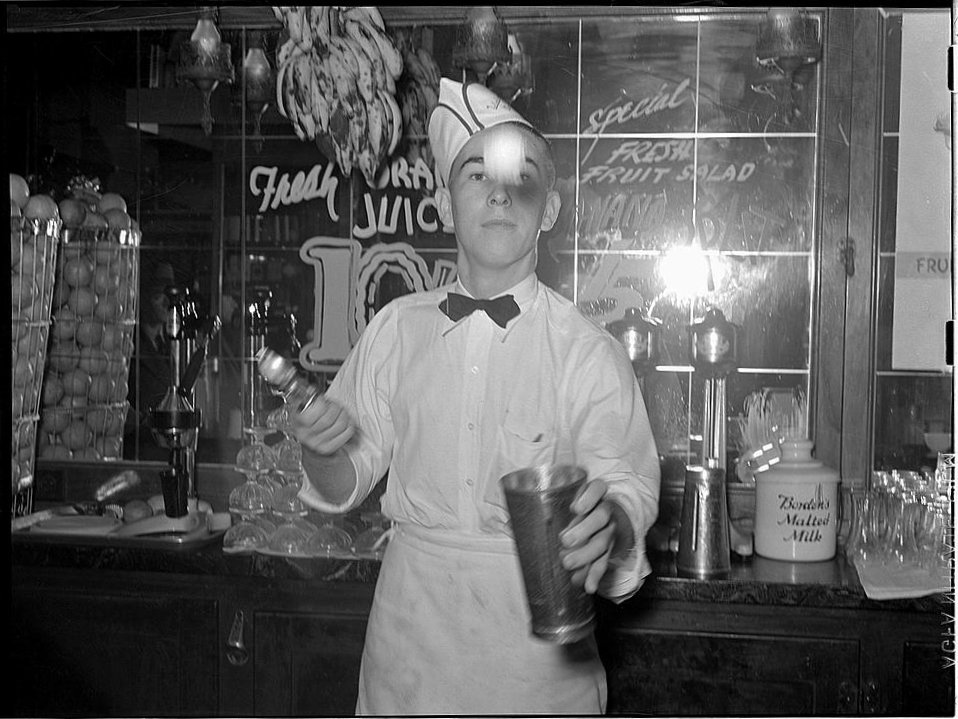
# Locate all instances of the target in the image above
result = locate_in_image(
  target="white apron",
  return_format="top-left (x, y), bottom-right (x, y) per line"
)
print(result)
top-left (356, 522), bottom-right (607, 716)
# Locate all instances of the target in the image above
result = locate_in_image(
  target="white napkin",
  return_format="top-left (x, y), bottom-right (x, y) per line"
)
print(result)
top-left (854, 558), bottom-right (952, 600)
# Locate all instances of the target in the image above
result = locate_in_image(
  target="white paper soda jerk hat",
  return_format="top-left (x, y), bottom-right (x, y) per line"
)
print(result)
top-left (427, 78), bottom-right (532, 186)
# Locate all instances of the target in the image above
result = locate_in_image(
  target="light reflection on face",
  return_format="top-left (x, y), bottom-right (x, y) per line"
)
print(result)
top-left (436, 124), bottom-right (561, 291)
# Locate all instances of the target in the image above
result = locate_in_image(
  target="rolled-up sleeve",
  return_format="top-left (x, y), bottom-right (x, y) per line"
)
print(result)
top-left (297, 305), bottom-right (397, 514)
top-left (566, 334), bottom-right (661, 603)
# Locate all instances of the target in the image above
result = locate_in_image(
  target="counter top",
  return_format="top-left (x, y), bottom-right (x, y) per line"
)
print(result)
top-left (10, 531), bottom-right (948, 614)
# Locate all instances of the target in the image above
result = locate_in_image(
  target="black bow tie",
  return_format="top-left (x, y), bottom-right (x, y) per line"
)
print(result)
top-left (439, 292), bottom-right (520, 329)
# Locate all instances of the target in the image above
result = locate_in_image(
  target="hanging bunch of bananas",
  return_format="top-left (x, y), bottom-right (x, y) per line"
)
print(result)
top-left (391, 29), bottom-right (442, 168)
top-left (271, 6), bottom-right (404, 184)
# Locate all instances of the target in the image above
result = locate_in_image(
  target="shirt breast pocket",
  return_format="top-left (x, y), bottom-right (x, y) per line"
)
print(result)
top-left (498, 423), bottom-right (554, 466)
top-left (487, 417), bottom-right (557, 506)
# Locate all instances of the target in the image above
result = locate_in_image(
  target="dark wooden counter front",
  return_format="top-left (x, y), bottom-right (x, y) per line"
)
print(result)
top-left (10, 535), bottom-right (954, 716)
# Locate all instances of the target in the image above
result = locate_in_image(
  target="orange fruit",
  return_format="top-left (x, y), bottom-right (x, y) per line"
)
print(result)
top-left (92, 265), bottom-right (119, 295)
top-left (11, 274), bottom-right (37, 307)
top-left (12, 355), bottom-right (34, 387)
top-left (10, 173), bottom-right (30, 210)
top-left (74, 320), bottom-right (104, 347)
top-left (41, 408), bottom-right (71, 433)
top-left (47, 343), bottom-right (80, 372)
top-left (68, 286), bottom-right (97, 316)
top-left (23, 194), bottom-right (59, 221)
top-left (93, 294), bottom-right (121, 320)
top-left (84, 407), bottom-right (110, 433)
top-left (58, 198), bottom-right (87, 227)
top-left (88, 373), bottom-right (116, 403)
top-left (15, 241), bottom-right (38, 276)
top-left (78, 347), bottom-right (109, 374)
top-left (61, 367), bottom-right (92, 396)
top-left (42, 374), bottom-right (65, 406)
top-left (97, 192), bottom-right (127, 214)
top-left (100, 323), bottom-right (121, 352)
top-left (104, 208), bottom-right (132, 230)
top-left (62, 420), bottom-right (93, 451)
top-left (63, 256), bottom-right (94, 287)
top-left (51, 308), bottom-right (78, 341)
top-left (16, 328), bottom-right (38, 355)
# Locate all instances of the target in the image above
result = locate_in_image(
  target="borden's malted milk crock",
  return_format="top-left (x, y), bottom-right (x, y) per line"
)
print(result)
top-left (754, 439), bottom-right (840, 561)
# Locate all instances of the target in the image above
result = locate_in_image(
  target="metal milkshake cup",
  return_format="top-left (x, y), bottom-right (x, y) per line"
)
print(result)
top-left (676, 465), bottom-right (731, 578)
top-left (500, 465), bottom-right (595, 644)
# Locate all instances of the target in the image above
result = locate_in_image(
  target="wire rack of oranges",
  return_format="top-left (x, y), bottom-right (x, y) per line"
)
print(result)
top-left (11, 172), bottom-right (62, 516)
top-left (37, 182), bottom-right (140, 465)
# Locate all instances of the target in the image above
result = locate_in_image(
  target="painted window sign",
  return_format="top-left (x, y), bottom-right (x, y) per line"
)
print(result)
top-left (247, 156), bottom-right (448, 242)
top-left (298, 237), bottom-right (456, 371)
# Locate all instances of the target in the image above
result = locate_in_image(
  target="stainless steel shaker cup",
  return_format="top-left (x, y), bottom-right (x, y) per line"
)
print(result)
top-left (676, 465), bottom-right (731, 578)
top-left (500, 465), bottom-right (596, 644)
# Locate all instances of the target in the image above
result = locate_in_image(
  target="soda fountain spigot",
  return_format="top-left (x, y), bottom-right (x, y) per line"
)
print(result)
top-left (607, 308), bottom-right (660, 380)
top-left (677, 306), bottom-right (741, 578)
top-left (688, 306), bottom-right (740, 471)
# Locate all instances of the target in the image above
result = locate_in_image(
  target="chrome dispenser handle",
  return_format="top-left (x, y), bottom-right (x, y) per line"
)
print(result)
top-left (226, 610), bottom-right (249, 666)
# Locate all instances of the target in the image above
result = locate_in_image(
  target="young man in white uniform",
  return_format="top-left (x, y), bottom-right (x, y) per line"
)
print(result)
top-left (292, 78), bottom-right (661, 715)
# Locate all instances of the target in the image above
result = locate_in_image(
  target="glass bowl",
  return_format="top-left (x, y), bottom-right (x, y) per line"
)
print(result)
top-left (266, 522), bottom-right (313, 555)
top-left (223, 520), bottom-right (270, 553)
top-left (228, 477), bottom-right (273, 517)
top-left (307, 524), bottom-right (353, 557)
top-left (270, 483), bottom-right (306, 517)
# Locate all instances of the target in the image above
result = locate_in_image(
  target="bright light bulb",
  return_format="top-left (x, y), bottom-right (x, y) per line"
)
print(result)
top-left (191, 16), bottom-right (222, 54)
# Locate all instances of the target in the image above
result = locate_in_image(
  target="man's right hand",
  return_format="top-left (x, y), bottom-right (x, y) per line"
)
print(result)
top-left (291, 394), bottom-right (356, 455)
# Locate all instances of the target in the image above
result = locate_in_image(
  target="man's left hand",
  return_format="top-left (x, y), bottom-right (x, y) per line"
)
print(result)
top-left (558, 479), bottom-right (632, 594)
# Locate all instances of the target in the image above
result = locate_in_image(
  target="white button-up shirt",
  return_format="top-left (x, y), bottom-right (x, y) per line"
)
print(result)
top-left (300, 272), bottom-right (661, 600)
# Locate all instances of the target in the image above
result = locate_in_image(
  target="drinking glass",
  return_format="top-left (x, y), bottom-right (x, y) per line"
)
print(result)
top-left (916, 495), bottom-right (950, 575)
top-left (228, 477), bottom-right (273, 518)
top-left (236, 426), bottom-right (278, 477)
top-left (267, 483), bottom-right (318, 555)
top-left (265, 397), bottom-right (305, 482)
top-left (844, 489), bottom-right (865, 560)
